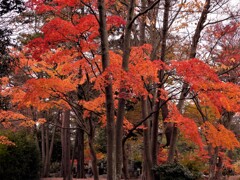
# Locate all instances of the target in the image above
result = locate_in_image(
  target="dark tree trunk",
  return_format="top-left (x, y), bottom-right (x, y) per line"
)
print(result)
top-left (211, 112), bottom-right (234, 179)
top-left (88, 118), bottom-right (99, 180)
top-left (122, 141), bottom-right (130, 180)
top-left (167, 0), bottom-right (211, 163)
top-left (115, 1), bottom-right (135, 179)
top-left (61, 110), bottom-right (72, 180)
top-left (151, 100), bottom-right (160, 166)
top-left (43, 120), bottom-right (50, 177)
top-left (215, 155), bottom-right (223, 180)
top-left (76, 128), bottom-right (85, 178)
top-left (98, 1), bottom-right (116, 179)
top-left (209, 146), bottom-right (218, 180)
top-left (142, 98), bottom-right (153, 180)
top-left (41, 124), bottom-right (46, 177)
top-left (149, 0), bottom-right (171, 166)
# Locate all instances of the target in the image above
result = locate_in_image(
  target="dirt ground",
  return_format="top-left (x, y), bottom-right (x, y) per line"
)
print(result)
top-left (41, 178), bottom-right (139, 180)
top-left (41, 176), bottom-right (240, 180)
top-left (228, 175), bottom-right (240, 180)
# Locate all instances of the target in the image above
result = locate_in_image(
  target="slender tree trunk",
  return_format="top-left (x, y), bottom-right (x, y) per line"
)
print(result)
top-left (42, 111), bottom-right (59, 177)
top-left (151, 100), bottom-right (160, 166)
top-left (167, 0), bottom-right (211, 163)
top-left (122, 141), bottom-right (129, 180)
top-left (88, 136), bottom-right (99, 180)
top-left (115, 1), bottom-right (135, 179)
top-left (138, 0), bottom-right (160, 176)
top-left (115, 97), bottom-right (125, 180)
top-left (76, 128), bottom-right (85, 178)
top-left (149, 0), bottom-right (171, 166)
top-left (215, 155), bottom-right (223, 180)
top-left (31, 107), bottom-right (41, 165)
top-left (149, 0), bottom-right (171, 165)
top-left (41, 124), bottom-right (46, 177)
top-left (61, 110), bottom-right (72, 180)
top-left (98, 1), bottom-right (116, 179)
top-left (212, 112), bottom-right (234, 179)
top-left (209, 146), bottom-right (218, 180)
top-left (43, 121), bottom-right (49, 177)
top-left (139, 0), bottom-right (153, 177)
top-left (142, 98), bottom-right (153, 180)
top-left (167, 125), bottom-right (178, 163)
top-left (45, 116), bottom-right (57, 177)
top-left (88, 118), bottom-right (99, 180)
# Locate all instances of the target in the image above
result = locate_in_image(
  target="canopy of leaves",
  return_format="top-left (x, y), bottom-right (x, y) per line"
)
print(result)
top-left (202, 122), bottom-right (240, 150)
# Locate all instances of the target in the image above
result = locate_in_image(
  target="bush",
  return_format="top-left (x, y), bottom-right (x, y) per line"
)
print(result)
top-left (152, 163), bottom-right (196, 180)
top-left (0, 130), bottom-right (40, 180)
top-left (180, 154), bottom-right (207, 179)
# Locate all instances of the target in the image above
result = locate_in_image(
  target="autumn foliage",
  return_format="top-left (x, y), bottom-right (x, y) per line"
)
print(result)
top-left (0, 0), bottom-right (239, 179)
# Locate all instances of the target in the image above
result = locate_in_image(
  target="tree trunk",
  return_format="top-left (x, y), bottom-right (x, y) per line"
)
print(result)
top-left (157, 0), bottom-right (171, 163)
top-left (167, 0), bottom-right (211, 163)
top-left (98, 1), bottom-right (116, 179)
top-left (45, 116), bottom-right (57, 177)
top-left (122, 141), bottom-right (130, 180)
top-left (43, 112), bottom-right (59, 177)
top-left (88, 137), bottom-right (99, 180)
top-left (167, 125), bottom-right (178, 163)
top-left (115, 1), bottom-right (135, 179)
top-left (213, 112), bottom-right (234, 179)
top-left (43, 120), bottom-right (49, 177)
top-left (142, 98), bottom-right (153, 180)
top-left (76, 128), bottom-right (85, 178)
top-left (88, 118), bottom-right (99, 180)
top-left (151, 100), bottom-right (160, 166)
top-left (209, 146), bottom-right (218, 180)
top-left (41, 124), bottom-right (46, 177)
top-left (215, 155), bottom-right (223, 180)
top-left (61, 110), bottom-right (72, 180)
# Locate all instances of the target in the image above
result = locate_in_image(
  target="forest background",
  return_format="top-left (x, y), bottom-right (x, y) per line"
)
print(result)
top-left (0, 0), bottom-right (240, 180)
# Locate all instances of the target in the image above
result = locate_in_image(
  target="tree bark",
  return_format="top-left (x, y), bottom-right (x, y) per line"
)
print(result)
top-left (212, 112), bottom-right (234, 179)
top-left (116, 1), bottom-right (135, 179)
top-left (167, 0), bottom-right (211, 163)
top-left (122, 141), bottom-right (130, 180)
top-left (88, 118), bottom-right (99, 180)
top-left (76, 128), bottom-right (85, 178)
top-left (48, 117), bottom-right (57, 175)
top-left (209, 146), bottom-right (218, 180)
top-left (215, 155), bottom-right (223, 180)
top-left (98, 1), bottom-right (116, 179)
top-left (142, 98), bottom-right (153, 180)
top-left (151, 0), bottom-right (171, 166)
top-left (41, 123), bottom-right (46, 177)
top-left (61, 110), bottom-right (72, 180)
top-left (43, 120), bottom-right (50, 177)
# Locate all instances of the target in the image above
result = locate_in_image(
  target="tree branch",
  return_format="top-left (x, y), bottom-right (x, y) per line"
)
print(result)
top-left (129, 0), bottom-right (161, 28)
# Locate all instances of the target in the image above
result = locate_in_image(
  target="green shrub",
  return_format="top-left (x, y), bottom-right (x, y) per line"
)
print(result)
top-left (0, 130), bottom-right (40, 180)
top-left (152, 163), bottom-right (196, 180)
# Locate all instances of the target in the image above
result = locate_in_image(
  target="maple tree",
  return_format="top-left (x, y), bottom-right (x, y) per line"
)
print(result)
top-left (0, 0), bottom-right (239, 179)
top-left (200, 20), bottom-right (240, 179)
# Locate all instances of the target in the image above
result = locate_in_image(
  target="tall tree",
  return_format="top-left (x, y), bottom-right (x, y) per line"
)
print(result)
top-left (1, 0), bottom-right (239, 179)
top-left (98, 0), bottom-right (116, 179)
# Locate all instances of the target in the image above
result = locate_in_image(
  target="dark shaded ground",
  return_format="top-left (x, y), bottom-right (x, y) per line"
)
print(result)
top-left (41, 176), bottom-right (240, 180)
top-left (41, 178), bottom-right (139, 180)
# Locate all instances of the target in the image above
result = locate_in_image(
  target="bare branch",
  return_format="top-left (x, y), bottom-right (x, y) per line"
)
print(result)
top-left (129, 0), bottom-right (161, 28)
